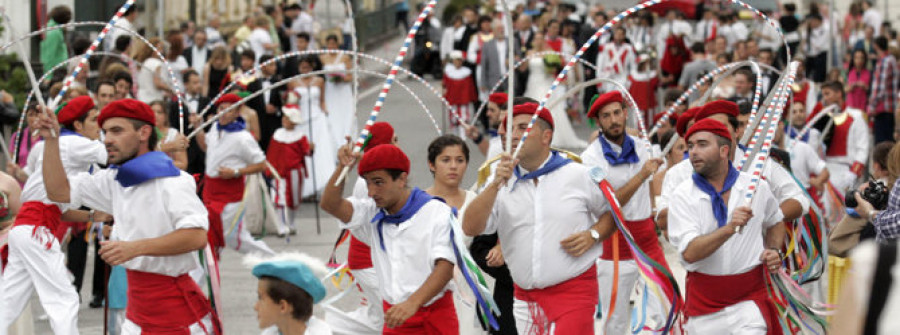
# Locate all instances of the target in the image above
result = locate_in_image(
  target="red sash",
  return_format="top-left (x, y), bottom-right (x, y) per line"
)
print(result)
top-left (347, 235), bottom-right (373, 270)
top-left (126, 270), bottom-right (221, 335)
top-left (601, 218), bottom-right (665, 264)
top-left (202, 176), bottom-right (245, 259)
top-left (513, 265), bottom-right (598, 335)
top-left (1, 201), bottom-right (65, 267)
top-left (685, 265), bottom-right (782, 335)
top-left (382, 292), bottom-right (458, 335)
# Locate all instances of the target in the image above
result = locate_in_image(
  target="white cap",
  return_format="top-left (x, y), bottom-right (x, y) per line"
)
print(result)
top-left (282, 104), bottom-right (303, 124)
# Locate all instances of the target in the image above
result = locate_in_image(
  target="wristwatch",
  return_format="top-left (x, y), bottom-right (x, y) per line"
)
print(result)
top-left (589, 228), bottom-right (600, 241)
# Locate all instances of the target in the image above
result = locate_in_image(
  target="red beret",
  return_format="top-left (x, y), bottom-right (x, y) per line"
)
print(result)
top-left (675, 107), bottom-right (700, 137)
top-left (57, 96), bottom-right (96, 126)
top-left (694, 100), bottom-right (739, 121)
top-left (358, 144), bottom-right (410, 176)
top-left (684, 118), bottom-right (732, 142)
top-left (587, 91), bottom-right (624, 118)
top-left (98, 99), bottom-right (156, 128)
top-left (488, 92), bottom-right (508, 106)
top-left (501, 103), bottom-right (554, 130)
top-left (216, 93), bottom-right (242, 105)
top-left (364, 122), bottom-right (395, 152)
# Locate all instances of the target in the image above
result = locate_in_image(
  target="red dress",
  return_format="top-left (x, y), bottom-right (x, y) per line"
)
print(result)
top-left (443, 64), bottom-right (477, 126)
top-left (266, 128), bottom-right (311, 210)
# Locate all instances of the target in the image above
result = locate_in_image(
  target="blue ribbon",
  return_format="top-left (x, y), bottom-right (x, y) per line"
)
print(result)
top-left (370, 187), bottom-right (434, 250)
top-left (785, 125), bottom-right (810, 142)
top-left (218, 117), bottom-right (247, 132)
top-left (111, 151), bottom-right (182, 187)
top-left (59, 128), bottom-right (82, 137)
top-left (598, 134), bottom-right (640, 166)
top-left (691, 162), bottom-right (740, 228)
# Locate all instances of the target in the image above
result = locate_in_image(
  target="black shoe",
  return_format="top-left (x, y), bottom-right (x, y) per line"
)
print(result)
top-left (89, 296), bottom-right (104, 308)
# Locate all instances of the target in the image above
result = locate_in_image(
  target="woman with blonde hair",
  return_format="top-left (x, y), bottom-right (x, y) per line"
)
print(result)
top-left (202, 45), bottom-right (235, 99)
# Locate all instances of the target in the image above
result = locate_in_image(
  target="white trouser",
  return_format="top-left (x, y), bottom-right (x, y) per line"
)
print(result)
top-left (513, 298), bottom-right (563, 335)
top-left (825, 162), bottom-right (856, 195)
top-left (597, 259), bottom-right (665, 334)
top-left (121, 314), bottom-right (212, 335)
top-left (324, 267), bottom-right (382, 335)
top-left (108, 309), bottom-right (125, 335)
top-left (222, 202), bottom-right (275, 256)
top-left (0, 226), bottom-right (80, 335)
top-left (685, 301), bottom-right (766, 335)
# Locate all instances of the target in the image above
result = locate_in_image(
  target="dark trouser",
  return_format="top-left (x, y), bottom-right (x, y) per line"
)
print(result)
top-left (874, 112), bottom-right (896, 144)
top-left (66, 230), bottom-right (88, 293)
top-left (470, 233), bottom-right (517, 334)
top-left (91, 236), bottom-right (109, 299)
top-left (806, 52), bottom-right (828, 83)
top-left (396, 10), bottom-right (409, 31)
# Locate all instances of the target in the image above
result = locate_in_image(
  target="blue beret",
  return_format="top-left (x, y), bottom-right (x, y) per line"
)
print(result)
top-left (252, 260), bottom-right (327, 303)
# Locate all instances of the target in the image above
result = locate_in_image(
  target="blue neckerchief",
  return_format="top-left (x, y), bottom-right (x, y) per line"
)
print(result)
top-left (598, 134), bottom-right (639, 166)
top-left (785, 125), bottom-right (810, 142)
top-left (737, 143), bottom-right (748, 152)
top-left (110, 151), bottom-right (182, 187)
top-left (488, 129), bottom-right (499, 137)
top-left (370, 187), bottom-right (434, 251)
top-left (59, 129), bottom-right (82, 137)
top-left (683, 151), bottom-right (689, 160)
top-left (691, 162), bottom-right (740, 228)
top-left (512, 151), bottom-right (572, 190)
top-left (218, 117), bottom-right (246, 132)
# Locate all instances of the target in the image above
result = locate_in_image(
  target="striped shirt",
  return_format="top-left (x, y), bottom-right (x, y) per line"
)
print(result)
top-left (869, 53), bottom-right (900, 115)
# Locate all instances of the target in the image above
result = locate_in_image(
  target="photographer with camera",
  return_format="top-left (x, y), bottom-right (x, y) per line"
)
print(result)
top-left (831, 142), bottom-right (897, 254)
top-left (852, 142), bottom-right (900, 243)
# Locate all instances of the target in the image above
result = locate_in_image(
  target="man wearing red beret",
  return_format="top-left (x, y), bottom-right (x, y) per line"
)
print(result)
top-left (335, 122), bottom-right (398, 333)
top-left (0, 95), bottom-right (108, 335)
top-left (463, 103), bottom-right (616, 334)
top-left (667, 119), bottom-right (786, 334)
top-left (194, 93), bottom-right (274, 259)
top-left (321, 144), bottom-right (458, 334)
top-left (34, 99), bottom-right (221, 334)
top-left (463, 92), bottom-right (508, 159)
top-left (657, 100), bottom-right (808, 232)
top-left (581, 91), bottom-right (670, 334)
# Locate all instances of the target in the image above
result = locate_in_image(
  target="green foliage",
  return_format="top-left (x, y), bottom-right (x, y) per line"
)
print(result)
top-left (0, 17), bottom-right (29, 109)
top-left (442, 0), bottom-right (480, 23)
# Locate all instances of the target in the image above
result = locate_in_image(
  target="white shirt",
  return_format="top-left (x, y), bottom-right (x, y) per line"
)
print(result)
top-left (659, 147), bottom-right (809, 214)
top-left (22, 135), bottom-right (107, 212)
top-left (786, 140), bottom-right (826, 188)
top-left (805, 24), bottom-right (830, 56)
top-left (248, 28), bottom-right (273, 63)
top-left (67, 167), bottom-right (207, 277)
top-left (204, 123), bottom-right (266, 177)
top-left (486, 135), bottom-right (503, 161)
top-left (205, 27), bottom-right (224, 48)
top-left (343, 194), bottom-right (456, 306)
top-left (483, 155), bottom-right (609, 289)
top-left (290, 12), bottom-right (315, 51)
top-left (581, 136), bottom-right (653, 220)
top-left (137, 58), bottom-right (165, 104)
top-left (668, 172), bottom-right (784, 275)
top-left (190, 46), bottom-right (209, 78)
top-left (106, 18), bottom-right (135, 51)
top-left (863, 8), bottom-right (883, 36)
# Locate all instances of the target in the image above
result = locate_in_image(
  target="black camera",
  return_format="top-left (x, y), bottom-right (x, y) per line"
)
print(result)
top-left (845, 180), bottom-right (890, 210)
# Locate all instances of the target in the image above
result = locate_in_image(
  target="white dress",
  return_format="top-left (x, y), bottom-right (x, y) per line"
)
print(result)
top-left (323, 57), bottom-right (357, 150)
top-left (289, 85), bottom-right (337, 198)
top-left (523, 57), bottom-right (587, 149)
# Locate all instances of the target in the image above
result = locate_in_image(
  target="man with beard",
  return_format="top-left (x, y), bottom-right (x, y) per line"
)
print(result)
top-left (464, 92), bottom-right (508, 159)
top-left (33, 99), bottom-right (221, 334)
top-left (581, 91), bottom-right (669, 334)
top-left (668, 119), bottom-right (785, 334)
